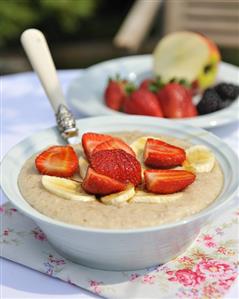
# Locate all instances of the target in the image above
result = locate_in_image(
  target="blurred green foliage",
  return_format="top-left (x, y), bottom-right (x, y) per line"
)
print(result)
top-left (1, 0), bottom-right (238, 73)
top-left (0, 0), bottom-right (100, 46)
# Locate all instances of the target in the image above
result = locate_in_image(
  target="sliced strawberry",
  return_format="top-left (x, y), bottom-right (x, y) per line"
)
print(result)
top-left (124, 89), bottom-right (163, 117)
top-left (90, 149), bottom-right (142, 186)
top-left (144, 169), bottom-right (196, 194)
top-left (82, 132), bottom-right (113, 159)
top-left (144, 138), bottom-right (186, 168)
top-left (82, 167), bottom-right (126, 195)
top-left (157, 83), bottom-right (196, 118)
top-left (92, 137), bottom-right (136, 157)
top-left (35, 146), bottom-right (78, 177)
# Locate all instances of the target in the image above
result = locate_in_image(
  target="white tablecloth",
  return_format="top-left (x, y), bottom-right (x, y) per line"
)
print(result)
top-left (1, 71), bottom-right (238, 298)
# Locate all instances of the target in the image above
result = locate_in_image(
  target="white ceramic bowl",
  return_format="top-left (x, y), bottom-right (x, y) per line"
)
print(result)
top-left (67, 55), bottom-right (239, 128)
top-left (1, 116), bottom-right (238, 271)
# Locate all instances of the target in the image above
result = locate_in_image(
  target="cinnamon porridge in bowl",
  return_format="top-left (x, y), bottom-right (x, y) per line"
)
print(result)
top-left (1, 116), bottom-right (237, 270)
top-left (18, 131), bottom-right (223, 229)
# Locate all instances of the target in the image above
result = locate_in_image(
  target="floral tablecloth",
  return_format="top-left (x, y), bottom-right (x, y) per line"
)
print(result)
top-left (1, 70), bottom-right (239, 298)
top-left (1, 201), bottom-right (238, 299)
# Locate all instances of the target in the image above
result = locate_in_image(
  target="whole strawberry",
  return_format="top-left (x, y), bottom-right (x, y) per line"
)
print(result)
top-left (124, 88), bottom-right (163, 117)
top-left (139, 77), bottom-right (163, 93)
top-left (139, 79), bottom-right (155, 91)
top-left (104, 75), bottom-right (133, 111)
top-left (157, 83), bottom-right (197, 118)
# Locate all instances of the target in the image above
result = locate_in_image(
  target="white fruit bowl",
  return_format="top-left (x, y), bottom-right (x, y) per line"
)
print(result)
top-left (1, 116), bottom-right (238, 271)
top-left (67, 55), bottom-right (239, 128)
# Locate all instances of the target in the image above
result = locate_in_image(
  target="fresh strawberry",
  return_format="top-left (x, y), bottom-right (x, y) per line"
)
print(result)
top-left (185, 103), bottom-right (198, 117)
top-left (82, 132), bottom-right (113, 159)
top-left (144, 169), bottom-right (196, 194)
top-left (104, 76), bottom-right (131, 111)
top-left (92, 137), bottom-right (136, 157)
top-left (90, 149), bottom-right (142, 186)
top-left (139, 77), bottom-right (163, 93)
top-left (139, 79), bottom-right (155, 91)
top-left (82, 167), bottom-right (126, 195)
top-left (124, 89), bottom-right (163, 117)
top-left (144, 138), bottom-right (186, 168)
top-left (35, 146), bottom-right (78, 177)
top-left (191, 80), bottom-right (199, 96)
top-left (157, 83), bottom-right (196, 118)
top-left (182, 88), bottom-right (198, 117)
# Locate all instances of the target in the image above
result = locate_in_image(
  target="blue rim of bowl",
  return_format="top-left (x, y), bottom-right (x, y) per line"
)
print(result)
top-left (1, 115), bottom-right (238, 234)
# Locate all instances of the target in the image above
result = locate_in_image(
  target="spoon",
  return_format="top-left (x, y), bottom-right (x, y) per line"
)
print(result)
top-left (21, 28), bottom-right (79, 144)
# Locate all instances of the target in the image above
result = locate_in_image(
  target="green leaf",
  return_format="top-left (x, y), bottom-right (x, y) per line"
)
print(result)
top-left (125, 82), bottom-right (136, 95)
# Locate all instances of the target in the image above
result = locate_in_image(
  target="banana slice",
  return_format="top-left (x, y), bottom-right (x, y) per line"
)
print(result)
top-left (42, 175), bottom-right (96, 202)
top-left (182, 160), bottom-right (196, 173)
top-left (79, 156), bottom-right (89, 179)
top-left (185, 145), bottom-right (215, 173)
top-left (131, 190), bottom-right (183, 203)
top-left (100, 184), bottom-right (135, 206)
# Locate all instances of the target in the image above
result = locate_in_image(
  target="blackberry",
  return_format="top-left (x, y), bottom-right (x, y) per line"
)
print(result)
top-left (219, 99), bottom-right (232, 109)
top-left (215, 83), bottom-right (239, 101)
top-left (197, 88), bottom-right (223, 115)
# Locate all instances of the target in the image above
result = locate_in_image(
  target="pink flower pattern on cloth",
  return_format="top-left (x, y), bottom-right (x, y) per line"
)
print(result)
top-left (0, 202), bottom-right (238, 299)
top-left (32, 227), bottom-right (47, 241)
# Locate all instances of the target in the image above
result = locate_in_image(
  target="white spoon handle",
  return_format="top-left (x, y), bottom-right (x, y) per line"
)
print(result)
top-left (21, 28), bottom-right (66, 113)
